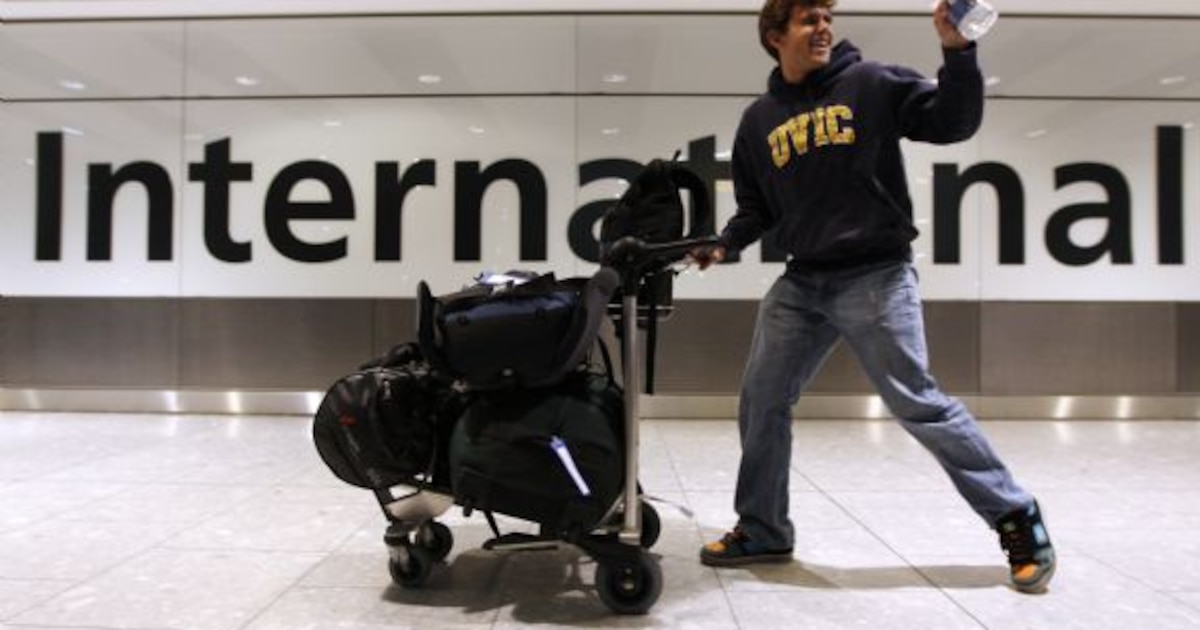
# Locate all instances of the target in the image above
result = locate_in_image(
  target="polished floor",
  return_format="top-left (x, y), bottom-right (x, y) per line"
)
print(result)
top-left (2, 411), bottom-right (1199, 630)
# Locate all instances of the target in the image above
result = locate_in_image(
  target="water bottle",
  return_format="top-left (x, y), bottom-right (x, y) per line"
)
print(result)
top-left (947, 0), bottom-right (999, 41)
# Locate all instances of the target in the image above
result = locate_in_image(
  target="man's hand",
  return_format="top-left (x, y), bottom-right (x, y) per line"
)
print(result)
top-left (934, 1), bottom-right (971, 50)
top-left (689, 244), bottom-right (727, 270)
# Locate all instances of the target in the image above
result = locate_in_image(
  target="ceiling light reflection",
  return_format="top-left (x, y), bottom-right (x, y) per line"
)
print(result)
top-left (418, 74), bottom-right (443, 84)
top-left (866, 395), bottom-right (885, 419)
top-left (865, 420), bottom-right (885, 444)
top-left (306, 391), bottom-right (323, 415)
top-left (226, 391), bottom-right (244, 415)
top-left (1115, 421), bottom-right (1134, 444)
top-left (1053, 396), bottom-right (1074, 419)
top-left (58, 79), bottom-right (88, 91)
top-left (234, 76), bottom-right (261, 87)
top-left (1052, 421), bottom-right (1075, 444)
top-left (162, 390), bottom-right (181, 414)
top-left (162, 415), bottom-right (180, 438)
top-left (602, 73), bottom-right (628, 84)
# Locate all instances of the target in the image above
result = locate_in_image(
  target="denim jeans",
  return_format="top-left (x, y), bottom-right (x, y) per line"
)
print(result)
top-left (733, 260), bottom-right (1033, 550)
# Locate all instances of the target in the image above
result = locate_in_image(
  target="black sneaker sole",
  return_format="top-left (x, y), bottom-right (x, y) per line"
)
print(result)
top-left (700, 548), bottom-right (794, 567)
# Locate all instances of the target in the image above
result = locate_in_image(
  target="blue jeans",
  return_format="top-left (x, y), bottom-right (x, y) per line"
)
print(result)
top-left (734, 260), bottom-right (1033, 550)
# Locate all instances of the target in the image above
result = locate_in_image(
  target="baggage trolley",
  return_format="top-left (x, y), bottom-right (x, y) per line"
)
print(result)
top-left (381, 234), bottom-right (715, 615)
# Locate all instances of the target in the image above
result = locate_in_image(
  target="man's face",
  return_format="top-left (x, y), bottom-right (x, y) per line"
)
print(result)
top-left (769, 6), bottom-right (834, 80)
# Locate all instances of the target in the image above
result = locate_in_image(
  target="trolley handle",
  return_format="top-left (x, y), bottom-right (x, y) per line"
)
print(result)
top-left (602, 235), bottom-right (719, 277)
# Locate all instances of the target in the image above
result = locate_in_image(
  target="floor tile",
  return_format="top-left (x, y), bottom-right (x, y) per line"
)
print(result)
top-left (0, 519), bottom-right (184, 581)
top-left (11, 549), bottom-right (324, 630)
top-left (728, 590), bottom-right (982, 630)
top-left (0, 579), bottom-right (73, 620)
top-left (242, 585), bottom-right (499, 630)
top-left (933, 556), bottom-right (1200, 630)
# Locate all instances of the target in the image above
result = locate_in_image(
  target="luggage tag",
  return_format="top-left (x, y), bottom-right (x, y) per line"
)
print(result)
top-left (549, 436), bottom-right (592, 497)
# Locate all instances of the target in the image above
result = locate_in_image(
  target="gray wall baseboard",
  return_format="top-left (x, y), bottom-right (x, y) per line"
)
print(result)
top-left (3, 388), bottom-right (1198, 420)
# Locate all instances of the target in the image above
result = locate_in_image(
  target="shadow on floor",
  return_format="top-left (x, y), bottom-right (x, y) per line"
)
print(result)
top-left (379, 544), bottom-right (1012, 623)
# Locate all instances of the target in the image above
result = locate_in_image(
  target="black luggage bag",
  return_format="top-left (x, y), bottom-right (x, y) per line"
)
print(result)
top-left (449, 369), bottom-right (625, 538)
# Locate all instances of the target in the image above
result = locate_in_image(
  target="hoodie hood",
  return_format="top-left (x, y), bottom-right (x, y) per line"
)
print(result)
top-left (768, 40), bottom-right (862, 98)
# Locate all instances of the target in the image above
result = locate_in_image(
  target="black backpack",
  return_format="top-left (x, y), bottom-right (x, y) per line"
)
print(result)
top-left (599, 157), bottom-right (713, 256)
top-left (312, 347), bottom-right (464, 490)
top-left (598, 157), bottom-right (714, 394)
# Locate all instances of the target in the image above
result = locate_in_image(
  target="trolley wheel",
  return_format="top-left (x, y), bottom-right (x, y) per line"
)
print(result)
top-left (388, 545), bottom-right (436, 588)
top-left (608, 500), bottom-right (662, 548)
top-left (418, 521), bottom-right (454, 561)
top-left (638, 501), bottom-right (662, 549)
top-left (594, 552), bottom-right (663, 615)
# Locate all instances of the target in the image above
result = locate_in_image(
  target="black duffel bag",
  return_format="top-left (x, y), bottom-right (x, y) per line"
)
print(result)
top-left (417, 267), bottom-right (618, 391)
top-left (448, 367), bottom-right (625, 537)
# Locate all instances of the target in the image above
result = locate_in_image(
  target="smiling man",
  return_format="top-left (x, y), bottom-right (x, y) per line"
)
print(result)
top-left (692, 0), bottom-right (1057, 594)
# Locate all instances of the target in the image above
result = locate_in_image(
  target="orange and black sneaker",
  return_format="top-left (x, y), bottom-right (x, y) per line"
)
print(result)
top-left (997, 501), bottom-right (1056, 593)
top-left (700, 527), bottom-right (793, 567)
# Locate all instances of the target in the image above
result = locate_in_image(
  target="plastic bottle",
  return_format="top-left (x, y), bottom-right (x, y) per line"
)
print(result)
top-left (947, 0), bottom-right (999, 41)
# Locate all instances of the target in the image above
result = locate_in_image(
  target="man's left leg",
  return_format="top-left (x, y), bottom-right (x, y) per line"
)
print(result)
top-left (833, 261), bottom-right (1056, 593)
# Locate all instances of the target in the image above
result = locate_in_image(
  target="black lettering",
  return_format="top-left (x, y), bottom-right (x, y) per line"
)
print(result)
top-left (188, 139), bottom-right (253, 263)
top-left (35, 132), bottom-right (64, 261)
top-left (1046, 163), bottom-right (1132, 266)
top-left (1158, 125), bottom-right (1184, 264)
top-left (453, 159), bottom-right (547, 261)
top-left (265, 161), bottom-right (355, 263)
top-left (86, 162), bottom-right (174, 261)
top-left (682, 136), bottom-right (725, 239)
top-left (933, 162), bottom-right (1026, 264)
top-left (569, 158), bottom-right (644, 263)
top-left (375, 160), bottom-right (437, 261)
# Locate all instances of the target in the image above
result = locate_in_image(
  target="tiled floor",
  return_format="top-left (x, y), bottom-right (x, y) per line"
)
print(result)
top-left (2, 411), bottom-right (1200, 629)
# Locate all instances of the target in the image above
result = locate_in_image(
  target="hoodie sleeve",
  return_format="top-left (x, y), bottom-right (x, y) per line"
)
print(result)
top-left (888, 43), bottom-right (984, 144)
top-left (719, 114), bottom-right (776, 254)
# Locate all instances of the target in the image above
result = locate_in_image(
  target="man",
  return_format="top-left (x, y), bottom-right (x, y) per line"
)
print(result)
top-left (691, 0), bottom-right (1056, 593)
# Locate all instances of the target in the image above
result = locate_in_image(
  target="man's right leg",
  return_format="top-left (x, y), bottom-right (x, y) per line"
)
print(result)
top-left (701, 274), bottom-right (838, 566)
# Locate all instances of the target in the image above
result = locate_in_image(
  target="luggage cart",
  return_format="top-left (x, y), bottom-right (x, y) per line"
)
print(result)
top-left (379, 234), bottom-right (715, 615)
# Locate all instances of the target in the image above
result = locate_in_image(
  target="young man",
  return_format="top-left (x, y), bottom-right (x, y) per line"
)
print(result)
top-left (691, 0), bottom-right (1056, 593)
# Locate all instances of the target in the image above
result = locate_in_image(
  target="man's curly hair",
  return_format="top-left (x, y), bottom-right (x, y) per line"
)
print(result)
top-left (758, 0), bottom-right (837, 60)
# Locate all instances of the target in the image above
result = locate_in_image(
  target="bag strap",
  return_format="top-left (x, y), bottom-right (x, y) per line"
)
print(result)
top-left (416, 281), bottom-right (454, 378)
top-left (667, 161), bottom-right (715, 240)
top-left (541, 267), bottom-right (620, 386)
top-left (643, 274), bottom-right (660, 395)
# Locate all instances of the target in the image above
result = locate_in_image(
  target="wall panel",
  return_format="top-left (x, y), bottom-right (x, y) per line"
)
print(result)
top-left (0, 298), bottom-right (179, 387)
top-left (980, 303), bottom-right (1178, 394)
top-left (178, 299), bottom-right (373, 389)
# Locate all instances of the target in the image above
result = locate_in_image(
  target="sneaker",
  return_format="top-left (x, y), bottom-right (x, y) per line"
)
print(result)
top-left (700, 527), bottom-right (793, 567)
top-left (996, 500), bottom-right (1056, 593)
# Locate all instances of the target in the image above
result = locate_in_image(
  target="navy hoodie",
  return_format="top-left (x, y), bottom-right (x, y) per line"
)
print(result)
top-left (721, 40), bottom-right (984, 271)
